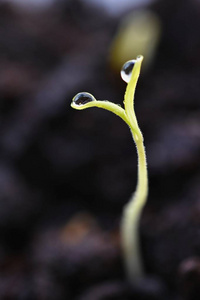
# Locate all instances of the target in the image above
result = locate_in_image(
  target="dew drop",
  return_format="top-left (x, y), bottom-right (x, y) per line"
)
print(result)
top-left (73, 92), bottom-right (95, 106)
top-left (120, 60), bottom-right (136, 83)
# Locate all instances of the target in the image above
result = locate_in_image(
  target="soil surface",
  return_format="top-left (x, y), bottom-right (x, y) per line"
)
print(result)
top-left (0, 0), bottom-right (200, 299)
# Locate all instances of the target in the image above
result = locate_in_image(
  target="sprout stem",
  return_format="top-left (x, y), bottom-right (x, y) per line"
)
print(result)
top-left (121, 125), bottom-right (148, 281)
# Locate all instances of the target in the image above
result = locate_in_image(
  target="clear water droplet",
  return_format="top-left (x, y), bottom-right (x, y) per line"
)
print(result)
top-left (121, 60), bottom-right (136, 83)
top-left (73, 92), bottom-right (95, 106)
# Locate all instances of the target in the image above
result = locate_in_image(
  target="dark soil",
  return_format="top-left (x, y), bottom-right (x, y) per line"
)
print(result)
top-left (0, 0), bottom-right (200, 299)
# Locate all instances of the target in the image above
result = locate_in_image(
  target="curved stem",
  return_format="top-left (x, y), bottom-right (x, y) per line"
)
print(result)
top-left (72, 100), bottom-right (131, 127)
top-left (121, 126), bottom-right (148, 281)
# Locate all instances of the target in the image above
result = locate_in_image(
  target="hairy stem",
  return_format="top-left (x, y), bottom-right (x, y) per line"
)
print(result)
top-left (121, 127), bottom-right (148, 281)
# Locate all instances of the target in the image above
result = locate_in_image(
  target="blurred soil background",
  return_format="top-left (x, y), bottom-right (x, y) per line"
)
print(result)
top-left (0, 0), bottom-right (200, 299)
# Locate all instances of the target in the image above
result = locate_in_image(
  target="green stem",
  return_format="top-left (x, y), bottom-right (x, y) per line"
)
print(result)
top-left (121, 126), bottom-right (148, 281)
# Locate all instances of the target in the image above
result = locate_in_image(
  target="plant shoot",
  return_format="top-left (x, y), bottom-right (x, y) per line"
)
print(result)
top-left (71, 55), bottom-right (148, 283)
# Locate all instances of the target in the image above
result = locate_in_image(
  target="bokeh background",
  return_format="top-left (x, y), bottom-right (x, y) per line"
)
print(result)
top-left (1, 0), bottom-right (200, 299)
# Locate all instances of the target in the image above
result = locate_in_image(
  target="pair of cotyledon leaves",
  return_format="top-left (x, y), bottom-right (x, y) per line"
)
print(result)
top-left (71, 55), bottom-right (143, 141)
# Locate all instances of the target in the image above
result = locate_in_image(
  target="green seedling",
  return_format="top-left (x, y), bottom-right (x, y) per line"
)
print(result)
top-left (71, 55), bottom-right (148, 283)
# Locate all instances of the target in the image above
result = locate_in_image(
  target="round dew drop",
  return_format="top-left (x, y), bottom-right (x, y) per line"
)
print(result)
top-left (121, 60), bottom-right (136, 83)
top-left (73, 92), bottom-right (95, 106)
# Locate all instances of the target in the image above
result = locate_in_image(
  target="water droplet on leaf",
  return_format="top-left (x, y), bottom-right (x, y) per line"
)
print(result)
top-left (73, 92), bottom-right (95, 106)
top-left (121, 60), bottom-right (136, 83)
